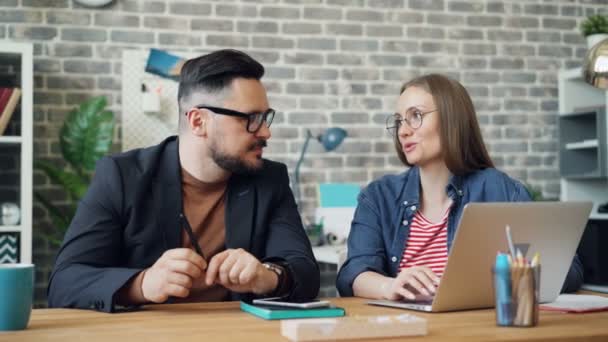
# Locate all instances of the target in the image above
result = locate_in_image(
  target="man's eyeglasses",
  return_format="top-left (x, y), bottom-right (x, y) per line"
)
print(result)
top-left (385, 107), bottom-right (437, 136)
top-left (191, 105), bottom-right (275, 133)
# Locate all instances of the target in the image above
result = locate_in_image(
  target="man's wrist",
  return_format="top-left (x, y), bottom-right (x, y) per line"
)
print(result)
top-left (261, 262), bottom-right (281, 294)
top-left (260, 262), bottom-right (286, 296)
top-left (137, 269), bottom-right (149, 303)
top-left (116, 269), bottom-right (148, 306)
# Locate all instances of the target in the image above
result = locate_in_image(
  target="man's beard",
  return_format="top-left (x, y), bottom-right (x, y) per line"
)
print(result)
top-left (210, 139), bottom-right (267, 175)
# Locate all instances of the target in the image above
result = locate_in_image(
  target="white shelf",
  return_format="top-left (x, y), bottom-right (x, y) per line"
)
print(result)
top-left (558, 68), bottom-right (607, 114)
top-left (312, 244), bottom-right (346, 265)
top-left (589, 204), bottom-right (608, 220)
top-left (590, 213), bottom-right (608, 220)
top-left (0, 136), bottom-right (22, 144)
top-left (561, 68), bottom-right (583, 81)
top-left (0, 42), bottom-right (33, 264)
top-left (560, 109), bottom-right (602, 117)
top-left (559, 68), bottom-right (608, 223)
top-left (565, 139), bottom-right (599, 150)
top-left (0, 225), bottom-right (21, 232)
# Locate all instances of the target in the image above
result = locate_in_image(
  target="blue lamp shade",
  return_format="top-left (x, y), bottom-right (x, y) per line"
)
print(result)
top-left (318, 127), bottom-right (347, 151)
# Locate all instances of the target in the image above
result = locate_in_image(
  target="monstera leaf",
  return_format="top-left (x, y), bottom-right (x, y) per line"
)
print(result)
top-left (60, 96), bottom-right (115, 174)
top-left (34, 160), bottom-right (88, 200)
top-left (33, 192), bottom-right (74, 246)
top-left (35, 96), bottom-right (115, 246)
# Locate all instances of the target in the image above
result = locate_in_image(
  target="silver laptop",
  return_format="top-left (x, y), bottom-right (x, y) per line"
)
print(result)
top-left (368, 201), bottom-right (592, 312)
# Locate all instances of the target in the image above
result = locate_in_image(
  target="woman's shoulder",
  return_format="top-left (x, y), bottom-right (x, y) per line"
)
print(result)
top-left (361, 168), bottom-right (413, 200)
top-left (465, 167), bottom-right (530, 198)
top-left (467, 167), bottom-right (522, 185)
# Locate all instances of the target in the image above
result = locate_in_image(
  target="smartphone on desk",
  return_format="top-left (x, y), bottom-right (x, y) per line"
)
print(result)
top-left (252, 297), bottom-right (331, 309)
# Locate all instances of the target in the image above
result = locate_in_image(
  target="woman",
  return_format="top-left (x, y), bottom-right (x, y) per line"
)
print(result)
top-left (336, 74), bottom-right (583, 300)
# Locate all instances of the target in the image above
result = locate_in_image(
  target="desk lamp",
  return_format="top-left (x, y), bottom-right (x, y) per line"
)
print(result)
top-left (293, 127), bottom-right (347, 208)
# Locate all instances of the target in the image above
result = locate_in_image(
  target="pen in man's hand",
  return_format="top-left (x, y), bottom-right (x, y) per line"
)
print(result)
top-left (180, 213), bottom-right (205, 258)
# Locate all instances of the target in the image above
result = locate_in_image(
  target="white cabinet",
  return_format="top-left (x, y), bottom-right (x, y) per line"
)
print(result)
top-left (558, 68), bottom-right (608, 221)
top-left (0, 42), bottom-right (32, 263)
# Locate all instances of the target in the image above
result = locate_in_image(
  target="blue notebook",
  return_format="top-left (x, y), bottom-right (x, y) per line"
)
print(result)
top-left (240, 301), bottom-right (345, 320)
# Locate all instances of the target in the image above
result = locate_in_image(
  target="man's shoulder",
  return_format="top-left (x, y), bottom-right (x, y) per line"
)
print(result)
top-left (257, 159), bottom-right (288, 180)
top-left (229, 159), bottom-right (289, 188)
top-left (107, 144), bottom-right (154, 165)
top-left (229, 159), bottom-right (289, 197)
top-left (104, 136), bottom-right (177, 173)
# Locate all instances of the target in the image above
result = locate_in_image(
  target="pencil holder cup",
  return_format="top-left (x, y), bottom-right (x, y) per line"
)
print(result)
top-left (0, 264), bottom-right (34, 331)
top-left (492, 265), bottom-right (540, 327)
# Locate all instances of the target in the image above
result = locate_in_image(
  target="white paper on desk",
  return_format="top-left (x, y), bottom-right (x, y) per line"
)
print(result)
top-left (540, 294), bottom-right (608, 313)
top-left (281, 314), bottom-right (427, 341)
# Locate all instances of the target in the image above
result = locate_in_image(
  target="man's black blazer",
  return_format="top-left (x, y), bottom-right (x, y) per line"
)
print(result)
top-left (48, 136), bottom-right (320, 312)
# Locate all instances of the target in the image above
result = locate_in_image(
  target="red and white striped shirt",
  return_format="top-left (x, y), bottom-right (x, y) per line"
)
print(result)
top-left (399, 208), bottom-right (450, 278)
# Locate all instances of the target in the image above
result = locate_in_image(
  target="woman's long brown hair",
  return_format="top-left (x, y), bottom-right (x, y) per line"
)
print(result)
top-left (394, 74), bottom-right (494, 175)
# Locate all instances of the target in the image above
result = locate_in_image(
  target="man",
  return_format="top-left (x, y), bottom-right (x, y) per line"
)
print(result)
top-left (48, 49), bottom-right (320, 312)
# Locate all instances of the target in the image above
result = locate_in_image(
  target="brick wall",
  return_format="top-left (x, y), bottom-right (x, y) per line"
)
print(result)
top-left (1, 0), bottom-right (606, 305)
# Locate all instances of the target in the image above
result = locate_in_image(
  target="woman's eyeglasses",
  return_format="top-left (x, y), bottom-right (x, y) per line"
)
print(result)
top-left (385, 108), bottom-right (437, 136)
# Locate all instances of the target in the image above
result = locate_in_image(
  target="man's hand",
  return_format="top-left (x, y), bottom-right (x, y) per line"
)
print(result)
top-left (141, 248), bottom-right (207, 303)
top-left (382, 266), bottom-right (440, 301)
top-left (205, 248), bottom-right (278, 295)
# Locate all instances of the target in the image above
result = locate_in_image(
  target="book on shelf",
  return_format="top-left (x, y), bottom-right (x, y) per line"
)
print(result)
top-left (0, 87), bottom-right (21, 136)
top-left (0, 87), bottom-right (13, 112)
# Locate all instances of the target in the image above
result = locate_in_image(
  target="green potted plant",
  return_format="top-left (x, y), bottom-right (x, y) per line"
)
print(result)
top-left (524, 183), bottom-right (544, 202)
top-left (35, 96), bottom-right (115, 246)
top-left (580, 14), bottom-right (608, 49)
top-left (524, 183), bottom-right (561, 202)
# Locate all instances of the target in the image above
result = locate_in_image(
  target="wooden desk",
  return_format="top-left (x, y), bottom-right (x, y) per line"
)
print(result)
top-left (2, 298), bottom-right (607, 341)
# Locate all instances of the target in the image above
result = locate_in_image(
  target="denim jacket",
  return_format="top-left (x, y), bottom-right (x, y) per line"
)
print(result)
top-left (336, 166), bottom-right (584, 296)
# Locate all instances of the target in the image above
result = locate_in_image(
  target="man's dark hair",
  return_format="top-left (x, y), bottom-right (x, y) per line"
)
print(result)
top-left (177, 49), bottom-right (264, 106)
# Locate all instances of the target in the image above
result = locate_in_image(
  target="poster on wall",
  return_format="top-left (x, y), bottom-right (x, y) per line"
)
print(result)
top-left (122, 50), bottom-right (187, 151)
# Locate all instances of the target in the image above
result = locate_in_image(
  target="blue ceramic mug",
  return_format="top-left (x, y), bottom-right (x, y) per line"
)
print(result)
top-left (0, 264), bottom-right (34, 331)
